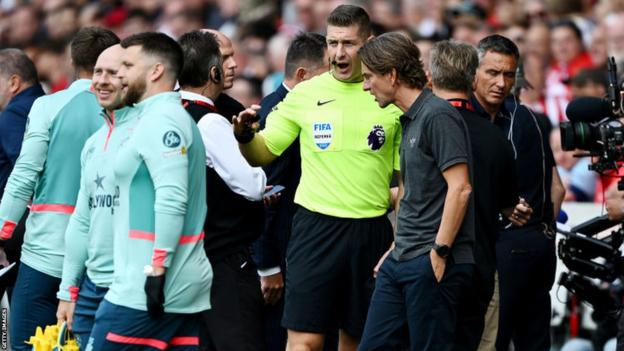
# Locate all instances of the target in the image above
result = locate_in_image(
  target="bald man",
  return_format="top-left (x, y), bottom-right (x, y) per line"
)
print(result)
top-left (55, 44), bottom-right (131, 348)
top-left (201, 29), bottom-right (246, 119)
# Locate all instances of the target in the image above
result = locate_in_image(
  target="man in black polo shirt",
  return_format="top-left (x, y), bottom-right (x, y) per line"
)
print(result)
top-left (470, 34), bottom-right (566, 351)
top-left (358, 32), bottom-right (474, 351)
top-left (178, 30), bottom-right (267, 351)
top-left (428, 40), bottom-right (532, 351)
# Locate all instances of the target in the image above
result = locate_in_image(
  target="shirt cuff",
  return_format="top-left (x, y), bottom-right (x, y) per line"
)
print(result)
top-left (257, 266), bottom-right (281, 277)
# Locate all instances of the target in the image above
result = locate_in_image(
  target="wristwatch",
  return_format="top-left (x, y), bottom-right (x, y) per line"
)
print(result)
top-left (432, 243), bottom-right (450, 258)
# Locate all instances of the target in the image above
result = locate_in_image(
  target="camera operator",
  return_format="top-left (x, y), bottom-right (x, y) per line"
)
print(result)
top-left (606, 184), bottom-right (624, 222)
top-left (594, 184), bottom-right (624, 351)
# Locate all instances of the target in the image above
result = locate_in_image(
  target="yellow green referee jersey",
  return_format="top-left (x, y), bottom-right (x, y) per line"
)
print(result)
top-left (261, 72), bottom-right (402, 219)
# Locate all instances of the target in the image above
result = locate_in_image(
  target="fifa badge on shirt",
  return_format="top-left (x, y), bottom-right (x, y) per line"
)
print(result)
top-left (313, 122), bottom-right (333, 150)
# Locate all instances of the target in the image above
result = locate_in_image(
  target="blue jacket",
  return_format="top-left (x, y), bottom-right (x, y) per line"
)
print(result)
top-left (0, 84), bottom-right (45, 199)
top-left (253, 83), bottom-right (299, 270)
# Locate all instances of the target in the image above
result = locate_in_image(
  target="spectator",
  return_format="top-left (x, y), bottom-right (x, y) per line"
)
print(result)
top-left (570, 68), bottom-right (607, 99)
top-left (545, 19), bottom-right (594, 126)
top-left (589, 24), bottom-right (608, 69)
top-left (119, 10), bottom-right (154, 39)
top-left (7, 5), bottom-right (41, 48)
top-left (44, 3), bottom-right (79, 42)
top-left (229, 77), bottom-right (263, 108)
top-left (603, 13), bottom-right (624, 72)
top-left (262, 33), bottom-right (292, 96)
top-left (550, 129), bottom-right (597, 202)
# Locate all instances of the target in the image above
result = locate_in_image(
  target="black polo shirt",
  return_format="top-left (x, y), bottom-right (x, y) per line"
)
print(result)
top-left (470, 95), bottom-right (556, 228)
top-left (449, 99), bottom-right (518, 278)
top-left (393, 89), bottom-right (475, 264)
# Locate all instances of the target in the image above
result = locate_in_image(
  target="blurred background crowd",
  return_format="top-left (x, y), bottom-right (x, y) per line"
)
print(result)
top-left (2, 0), bottom-right (623, 207)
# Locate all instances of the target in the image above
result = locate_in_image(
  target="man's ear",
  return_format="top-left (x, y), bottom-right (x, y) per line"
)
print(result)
top-left (150, 63), bottom-right (165, 82)
top-left (295, 67), bottom-right (307, 82)
top-left (8, 74), bottom-right (21, 95)
top-left (210, 65), bottom-right (222, 84)
top-left (390, 68), bottom-right (398, 86)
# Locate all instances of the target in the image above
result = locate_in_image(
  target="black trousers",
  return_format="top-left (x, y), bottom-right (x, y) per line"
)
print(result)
top-left (453, 267), bottom-right (495, 351)
top-left (0, 209), bottom-right (27, 301)
top-left (495, 226), bottom-right (556, 351)
top-left (200, 250), bottom-right (266, 351)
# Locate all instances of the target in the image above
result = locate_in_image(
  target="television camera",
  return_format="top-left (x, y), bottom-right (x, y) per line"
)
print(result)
top-left (557, 215), bottom-right (623, 318)
top-left (560, 57), bottom-right (624, 188)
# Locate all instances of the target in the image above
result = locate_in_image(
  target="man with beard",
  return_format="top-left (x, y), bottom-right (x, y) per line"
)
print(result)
top-left (0, 27), bottom-right (119, 351)
top-left (178, 30), bottom-right (267, 351)
top-left (86, 32), bottom-right (213, 351)
top-left (55, 44), bottom-right (133, 348)
top-left (234, 5), bottom-right (402, 351)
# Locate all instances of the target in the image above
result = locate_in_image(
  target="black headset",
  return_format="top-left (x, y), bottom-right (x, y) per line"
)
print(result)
top-left (211, 65), bottom-right (222, 84)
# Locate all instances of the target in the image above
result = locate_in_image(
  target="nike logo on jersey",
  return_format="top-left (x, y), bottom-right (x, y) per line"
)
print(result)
top-left (317, 99), bottom-right (335, 106)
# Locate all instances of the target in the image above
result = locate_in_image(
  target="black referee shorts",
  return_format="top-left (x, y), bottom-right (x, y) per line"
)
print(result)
top-left (282, 207), bottom-right (393, 337)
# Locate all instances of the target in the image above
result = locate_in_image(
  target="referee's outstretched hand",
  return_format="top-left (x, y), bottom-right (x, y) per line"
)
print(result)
top-left (232, 105), bottom-right (261, 140)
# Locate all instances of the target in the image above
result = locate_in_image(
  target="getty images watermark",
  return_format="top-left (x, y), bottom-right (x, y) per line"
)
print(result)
top-left (1, 307), bottom-right (7, 349)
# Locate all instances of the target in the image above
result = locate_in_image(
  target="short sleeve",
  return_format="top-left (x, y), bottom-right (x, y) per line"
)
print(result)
top-left (260, 90), bottom-right (303, 157)
top-left (424, 112), bottom-right (469, 172)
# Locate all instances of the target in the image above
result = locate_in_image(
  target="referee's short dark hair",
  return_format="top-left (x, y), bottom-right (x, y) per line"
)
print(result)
top-left (121, 32), bottom-right (184, 81)
top-left (359, 32), bottom-right (427, 89)
top-left (284, 32), bottom-right (327, 79)
top-left (430, 40), bottom-right (478, 94)
top-left (178, 30), bottom-right (222, 88)
top-left (0, 49), bottom-right (38, 84)
top-left (327, 5), bottom-right (372, 39)
top-left (70, 27), bottom-right (119, 73)
top-left (476, 34), bottom-right (520, 63)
